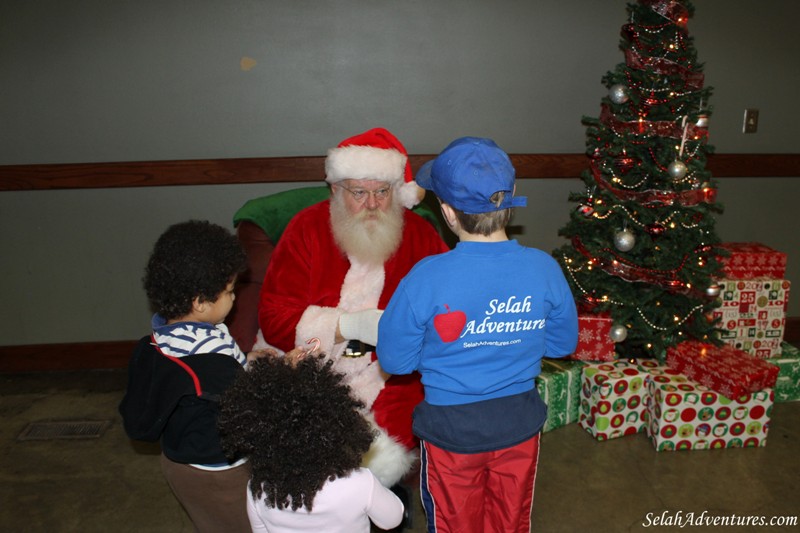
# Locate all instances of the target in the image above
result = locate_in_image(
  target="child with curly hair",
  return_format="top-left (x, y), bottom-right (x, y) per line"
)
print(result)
top-left (120, 219), bottom-right (271, 532)
top-left (217, 353), bottom-right (405, 533)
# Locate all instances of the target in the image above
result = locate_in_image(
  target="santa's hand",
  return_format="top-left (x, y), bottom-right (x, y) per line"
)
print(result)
top-left (246, 348), bottom-right (277, 364)
top-left (338, 309), bottom-right (383, 347)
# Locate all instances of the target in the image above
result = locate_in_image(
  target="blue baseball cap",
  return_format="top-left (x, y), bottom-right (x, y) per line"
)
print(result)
top-left (415, 137), bottom-right (527, 214)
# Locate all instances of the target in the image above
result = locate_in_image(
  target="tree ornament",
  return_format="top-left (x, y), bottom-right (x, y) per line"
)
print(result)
top-left (669, 117), bottom-right (690, 182)
top-left (695, 114), bottom-right (708, 128)
top-left (610, 323), bottom-right (628, 343)
top-left (646, 223), bottom-right (667, 237)
top-left (608, 84), bottom-right (629, 104)
top-left (614, 155), bottom-right (635, 174)
top-left (705, 284), bottom-right (721, 297)
top-left (667, 160), bottom-right (688, 180)
top-left (577, 203), bottom-right (594, 217)
top-left (613, 229), bottom-right (636, 252)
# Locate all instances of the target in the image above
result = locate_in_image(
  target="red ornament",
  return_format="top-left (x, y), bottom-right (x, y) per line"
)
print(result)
top-left (646, 223), bottom-right (667, 237)
top-left (614, 156), bottom-right (636, 174)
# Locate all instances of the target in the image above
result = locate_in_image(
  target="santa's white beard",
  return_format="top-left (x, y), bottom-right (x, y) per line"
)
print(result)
top-left (330, 195), bottom-right (404, 265)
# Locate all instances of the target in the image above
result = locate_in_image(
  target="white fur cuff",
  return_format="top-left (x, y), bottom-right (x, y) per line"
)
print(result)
top-left (361, 418), bottom-right (417, 488)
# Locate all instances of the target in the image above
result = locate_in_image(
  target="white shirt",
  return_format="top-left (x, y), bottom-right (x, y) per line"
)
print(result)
top-left (246, 468), bottom-right (404, 532)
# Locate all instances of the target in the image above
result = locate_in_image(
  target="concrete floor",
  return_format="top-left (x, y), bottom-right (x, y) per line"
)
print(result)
top-left (1, 369), bottom-right (798, 533)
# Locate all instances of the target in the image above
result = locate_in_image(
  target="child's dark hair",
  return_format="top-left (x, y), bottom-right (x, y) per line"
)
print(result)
top-left (217, 355), bottom-right (374, 512)
top-left (143, 220), bottom-right (246, 320)
top-left (450, 191), bottom-right (513, 235)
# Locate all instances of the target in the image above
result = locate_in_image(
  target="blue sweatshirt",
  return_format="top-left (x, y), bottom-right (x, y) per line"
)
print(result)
top-left (377, 240), bottom-right (578, 452)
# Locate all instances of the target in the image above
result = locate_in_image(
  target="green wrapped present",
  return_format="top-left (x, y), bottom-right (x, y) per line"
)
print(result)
top-left (772, 343), bottom-right (800, 402)
top-left (535, 358), bottom-right (586, 433)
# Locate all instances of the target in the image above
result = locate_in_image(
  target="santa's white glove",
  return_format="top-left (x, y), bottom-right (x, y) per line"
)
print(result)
top-left (339, 309), bottom-right (383, 347)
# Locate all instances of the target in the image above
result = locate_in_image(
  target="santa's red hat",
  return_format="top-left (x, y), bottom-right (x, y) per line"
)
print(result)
top-left (325, 127), bottom-right (423, 208)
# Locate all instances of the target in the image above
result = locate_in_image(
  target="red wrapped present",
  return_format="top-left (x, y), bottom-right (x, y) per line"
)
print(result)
top-left (666, 341), bottom-right (779, 399)
top-left (716, 242), bottom-right (787, 280)
top-left (570, 313), bottom-right (617, 362)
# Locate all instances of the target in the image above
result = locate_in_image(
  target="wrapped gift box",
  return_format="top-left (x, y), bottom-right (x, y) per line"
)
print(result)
top-left (570, 313), bottom-right (617, 362)
top-left (714, 278), bottom-right (790, 358)
top-left (716, 242), bottom-right (787, 280)
top-left (771, 343), bottom-right (800, 403)
top-left (579, 361), bottom-right (649, 440)
top-left (535, 358), bottom-right (586, 432)
top-left (666, 341), bottom-right (779, 399)
top-left (646, 366), bottom-right (773, 451)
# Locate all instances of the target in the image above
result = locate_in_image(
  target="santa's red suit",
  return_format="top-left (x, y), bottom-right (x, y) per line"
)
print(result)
top-left (258, 199), bottom-right (448, 486)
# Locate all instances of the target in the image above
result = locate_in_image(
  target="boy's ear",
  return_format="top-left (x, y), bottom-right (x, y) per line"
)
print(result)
top-left (191, 297), bottom-right (207, 314)
top-left (440, 203), bottom-right (458, 230)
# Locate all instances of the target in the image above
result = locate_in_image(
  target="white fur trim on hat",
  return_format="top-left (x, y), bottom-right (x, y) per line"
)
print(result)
top-left (361, 414), bottom-right (417, 487)
top-left (325, 145), bottom-right (406, 185)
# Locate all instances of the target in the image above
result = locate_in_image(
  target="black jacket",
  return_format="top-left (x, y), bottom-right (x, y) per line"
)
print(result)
top-left (119, 336), bottom-right (244, 464)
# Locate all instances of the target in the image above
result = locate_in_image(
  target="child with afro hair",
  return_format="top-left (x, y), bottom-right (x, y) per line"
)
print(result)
top-left (217, 353), bottom-right (405, 532)
top-left (120, 219), bottom-right (271, 532)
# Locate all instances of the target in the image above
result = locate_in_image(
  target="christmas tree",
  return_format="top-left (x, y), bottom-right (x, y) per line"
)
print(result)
top-left (554, 0), bottom-right (724, 361)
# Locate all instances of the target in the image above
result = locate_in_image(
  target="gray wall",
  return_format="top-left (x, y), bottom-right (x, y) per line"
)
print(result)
top-left (1, 1), bottom-right (798, 345)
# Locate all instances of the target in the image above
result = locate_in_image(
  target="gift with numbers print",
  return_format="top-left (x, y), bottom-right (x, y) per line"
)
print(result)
top-left (645, 365), bottom-right (773, 452)
top-left (579, 360), bottom-right (649, 441)
top-left (714, 278), bottom-right (790, 359)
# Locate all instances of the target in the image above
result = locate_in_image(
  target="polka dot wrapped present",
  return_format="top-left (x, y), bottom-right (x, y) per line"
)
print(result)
top-left (644, 363), bottom-right (773, 451)
top-left (579, 360), bottom-right (649, 441)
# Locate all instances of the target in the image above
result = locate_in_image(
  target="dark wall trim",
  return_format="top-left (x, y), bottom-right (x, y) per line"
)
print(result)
top-left (1, 153), bottom-right (798, 191)
top-left (2, 318), bottom-right (798, 373)
top-left (0, 341), bottom-right (137, 373)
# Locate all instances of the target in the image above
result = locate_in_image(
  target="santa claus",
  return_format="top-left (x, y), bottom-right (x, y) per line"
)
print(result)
top-left (257, 128), bottom-right (449, 488)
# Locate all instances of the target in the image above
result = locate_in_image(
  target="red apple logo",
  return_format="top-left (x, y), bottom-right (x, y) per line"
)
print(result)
top-left (433, 304), bottom-right (467, 343)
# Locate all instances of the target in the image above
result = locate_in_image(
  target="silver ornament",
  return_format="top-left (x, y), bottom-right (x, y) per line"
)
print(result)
top-left (610, 324), bottom-right (628, 343)
top-left (706, 284), bottom-right (721, 297)
top-left (668, 160), bottom-right (688, 181)
top-left (695, 114), bottom-right (709, 128)
top-left (608, 84), bottom-right (629, 104)
top-left (613, 229), bottom-right (636, 252)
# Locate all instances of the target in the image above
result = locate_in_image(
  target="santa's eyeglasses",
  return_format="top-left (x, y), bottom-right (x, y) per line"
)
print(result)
top-left (337, 184), bottom-right (392, 203)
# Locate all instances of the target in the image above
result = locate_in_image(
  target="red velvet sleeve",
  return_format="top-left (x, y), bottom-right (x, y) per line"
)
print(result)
top-left (258, 201), bottom-right (349, 352)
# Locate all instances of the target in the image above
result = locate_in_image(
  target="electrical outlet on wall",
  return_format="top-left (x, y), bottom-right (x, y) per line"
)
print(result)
top-left (743, 109), bottom-right (759, 134)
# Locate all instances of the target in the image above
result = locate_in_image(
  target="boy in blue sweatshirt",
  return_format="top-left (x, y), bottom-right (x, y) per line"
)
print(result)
top-left (376, 137), bottom-right (579, 533)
